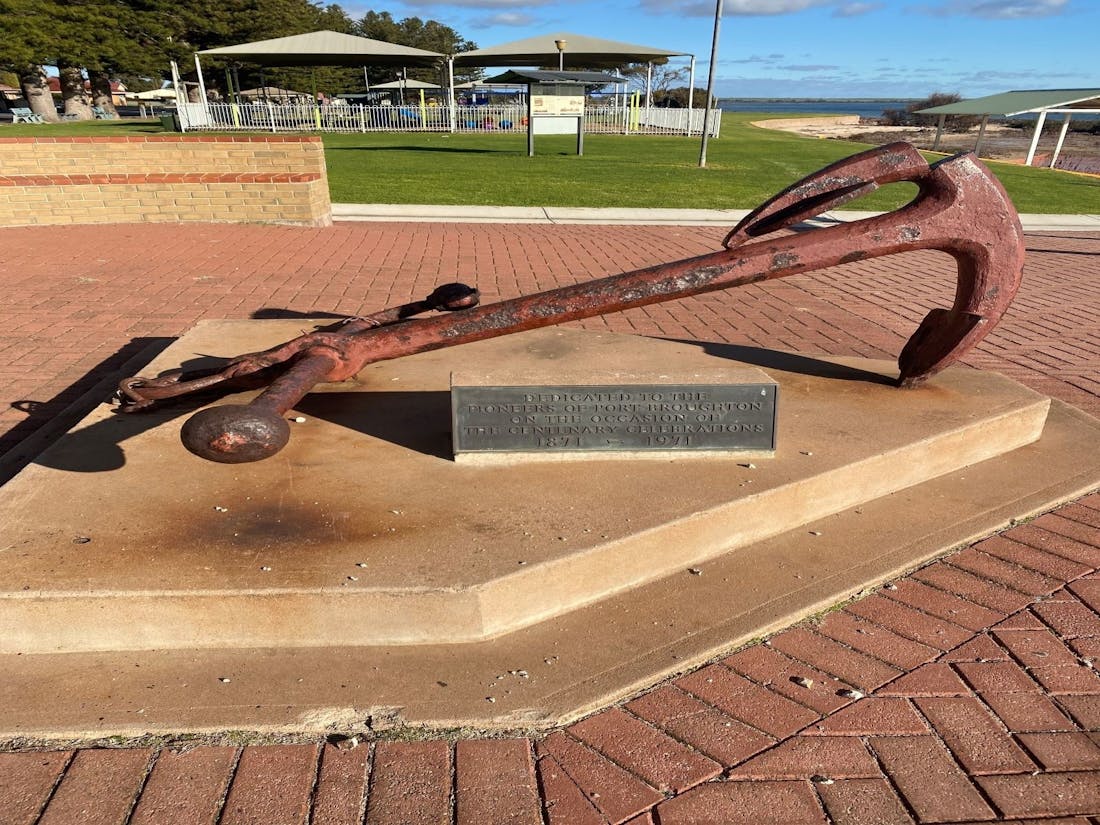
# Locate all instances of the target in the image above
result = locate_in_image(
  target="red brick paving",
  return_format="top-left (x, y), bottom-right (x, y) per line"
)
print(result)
top-left (366, 741), bottom-right (452, 825)
top-left (128, 745), bottom-right (236, 825)
top-left (2, 223), bottom-right (1100, 823)
top-left (35, 748), bottom-right (153, 825)
top-left (219, 744), bottom-right (319, 825)
top-left (0, 751), bottom-right (71, 825)
top-left (453, 739), bottom-right (541, 825)
top-left (305, 744), bottom-right (368, 825)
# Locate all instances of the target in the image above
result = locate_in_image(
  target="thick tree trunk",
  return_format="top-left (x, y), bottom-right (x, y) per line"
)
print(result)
top-left (88, 70), bottom-right (117, 116)
top-left (59, 64), bottom-right (93, 120)
top-left (18, 65), bottom-right (59, 122)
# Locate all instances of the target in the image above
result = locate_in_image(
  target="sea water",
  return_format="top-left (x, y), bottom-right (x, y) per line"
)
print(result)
top-left (719, 99), bottom-right (913, 119)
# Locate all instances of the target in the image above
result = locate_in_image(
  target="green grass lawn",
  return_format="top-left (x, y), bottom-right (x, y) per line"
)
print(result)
top-left (5, 114), bottom-right (1099, 213)
top-left (320, 120), bottom-right (918, 212)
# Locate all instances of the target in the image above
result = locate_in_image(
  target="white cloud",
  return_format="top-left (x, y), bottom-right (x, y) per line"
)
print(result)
top-left (471, 11), bottom-right (539, 26)
top-left (638, 0), bottom-right (884, 15)
top-left (920, 0), bottom-right (1069, 19)
top-left (724, 0), bottom-right (831, 10)
top-left (833, 2), bottom-right (884, 15)
top-left (639, 0), bottom-right (833, 16)
top-left (403, 0), bottom-right (551, 8)
top-left (954, 68), bottom-right (1080, 81)
top-left (726, 54), bottom-right (785, 64)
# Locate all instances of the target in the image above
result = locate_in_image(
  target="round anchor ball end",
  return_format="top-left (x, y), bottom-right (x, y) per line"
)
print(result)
top-left (181, 405), bottom-right (291, 464)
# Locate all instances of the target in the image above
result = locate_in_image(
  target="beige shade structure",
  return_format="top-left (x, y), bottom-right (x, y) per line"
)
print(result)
top-left (370, 79), bottom-right (441, 89)
top-left (916, 88), bottom-right (1100, 166)
top-left (237, 87), bottom-right (312, 101)
top-left (454, 31), bottom-right (683, 67)
top-left (455, 31), bottom-right (695, 112)
top-left (129, 88), bottom-right (179, 101)
top-left (187, 30), bottom-right (449, 127)
top-left (197, 30), bottom-right (445, 67)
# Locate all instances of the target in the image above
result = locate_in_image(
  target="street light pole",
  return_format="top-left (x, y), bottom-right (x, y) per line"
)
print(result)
top-left (699, 0), bottom-right (724, 168)
top-left (555, 39), bottom-right (567, 71)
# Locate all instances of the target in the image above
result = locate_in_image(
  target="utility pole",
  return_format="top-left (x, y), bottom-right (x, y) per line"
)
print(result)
top-left (699, 0), bottom-right (724, 168)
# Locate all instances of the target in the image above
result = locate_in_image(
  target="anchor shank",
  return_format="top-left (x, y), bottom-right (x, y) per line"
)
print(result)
top-left (310, 214), bottom-right (940, 381)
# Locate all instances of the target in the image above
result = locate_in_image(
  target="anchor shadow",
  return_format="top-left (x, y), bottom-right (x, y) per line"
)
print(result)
top-left (662, 339), bottom-right (899, 387)
top-left (25, 332), bottom-right (900, 476)
top-left (32, 345), bottom-right (456, 472)
top-left (295, 391), bottom-right (454, 461)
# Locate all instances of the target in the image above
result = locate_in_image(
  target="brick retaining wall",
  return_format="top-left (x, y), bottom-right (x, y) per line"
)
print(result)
top-left (0, 136), bottom-right (331, 227)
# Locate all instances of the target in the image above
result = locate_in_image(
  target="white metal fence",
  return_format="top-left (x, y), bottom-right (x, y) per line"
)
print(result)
top-left (177, 102), bottom-right (720, 138)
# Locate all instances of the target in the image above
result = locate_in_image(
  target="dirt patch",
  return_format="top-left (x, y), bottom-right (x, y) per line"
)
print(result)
top-left (846, 126), bottom-right (1100, 164)
top-left (754, 116), bottom-right (1100, 169)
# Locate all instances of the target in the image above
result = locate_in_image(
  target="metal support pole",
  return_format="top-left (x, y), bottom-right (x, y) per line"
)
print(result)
top-left (973, 115), bottom-right (989, 157)
top-left (699, 0), bottom-right (724, 167)
top-left (225, 67), bottom-right (240, 128)
top-left (687, 55), bottom-right (696, 135)
top-left (527, 87), bottom-right (534, 156)
top-left (932, 114), bottom-right (945, 151)
top-left (642, 60), bottom-right (651, 113)
top-left (232, 65), bottom-right (242, 106)
top-left (448, 57), bottom-right (456, 133)
top-left (311, 68), bottom-right (321, 129)
top-left (193, 53), bottom-right (208, 109)
top-left (1025, 110), bottom-right (1048, 166)
top-left (1051, 113), bottom-right (1072, 168)
top-left (170, 60), bottom-right (186, 131)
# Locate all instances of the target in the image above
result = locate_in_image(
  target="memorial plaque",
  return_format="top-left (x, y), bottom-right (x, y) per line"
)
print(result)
top-left (453, 384), bottom-right (777, 455)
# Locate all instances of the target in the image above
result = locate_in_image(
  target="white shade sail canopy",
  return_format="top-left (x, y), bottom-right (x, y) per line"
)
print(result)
top-left (370, 79), bottom-right (441, 89)
top-left (198, 30), bottom-right (445, 67)
top-left (130, 88), bottom-right (179, 100)
top-left (454, 32), bottom-right (685, 68)
top-left (237, 87), bottom-right (311, 100)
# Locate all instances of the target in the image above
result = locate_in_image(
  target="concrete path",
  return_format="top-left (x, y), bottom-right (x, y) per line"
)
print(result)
top-left (1, 220), bottom-right (1098, 823)
top-left (332, 203), bottom-right (1100, 231)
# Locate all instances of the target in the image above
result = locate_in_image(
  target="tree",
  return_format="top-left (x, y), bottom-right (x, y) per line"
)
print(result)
top-left (356, 11), bottom-right (481, 86)
top-left (0, 1), bottom-right (485, 114)
top-left (616, 61), bottom-right (710, 107)
top-left (155, 0), bottom-right (363, 100)
top-left (882, 92), bottom-right (980, 132)
top-left (0, 0), bottom-right (178, 118)
top-left (76, 0), bottom-right (180, 115)
top-left (653, 87), bottom-right (712, 109)
top-left (0, 0), bottom-right (61, 120)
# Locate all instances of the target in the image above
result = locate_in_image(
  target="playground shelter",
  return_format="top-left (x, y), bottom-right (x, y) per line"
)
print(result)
top-left (917, 88), bottom-right (1100, 166)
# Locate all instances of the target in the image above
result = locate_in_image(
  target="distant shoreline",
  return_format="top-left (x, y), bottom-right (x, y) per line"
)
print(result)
top-left (718, 97), bottom-right (917, 103)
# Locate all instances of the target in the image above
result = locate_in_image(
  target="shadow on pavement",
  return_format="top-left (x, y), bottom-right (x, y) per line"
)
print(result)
top-left (2, 337), bottom-right (174, 485)
top-left (664, 338), bottom-right (898, 387)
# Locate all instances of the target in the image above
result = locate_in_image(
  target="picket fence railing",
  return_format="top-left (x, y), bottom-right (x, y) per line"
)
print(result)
top-left (177, 102), bottom-right (721, 138)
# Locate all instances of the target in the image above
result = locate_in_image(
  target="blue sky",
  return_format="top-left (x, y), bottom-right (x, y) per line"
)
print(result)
top-left (347, 0), bottom-right (1096, 98)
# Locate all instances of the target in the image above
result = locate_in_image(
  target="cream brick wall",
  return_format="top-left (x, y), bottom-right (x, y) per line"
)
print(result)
top-left (0, 136), bottom-right (331, 227)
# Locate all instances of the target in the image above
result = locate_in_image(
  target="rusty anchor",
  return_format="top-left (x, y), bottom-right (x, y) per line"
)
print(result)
top-left (117, 142), bottom-right (1025, 464)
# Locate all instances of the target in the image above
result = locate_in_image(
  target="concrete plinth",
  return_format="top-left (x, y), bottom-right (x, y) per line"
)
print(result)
top-left (1, 323), bottom-right (1098, 738)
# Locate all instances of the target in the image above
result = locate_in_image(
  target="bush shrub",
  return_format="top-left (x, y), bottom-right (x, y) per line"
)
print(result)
top-left (881, 92), bottom-right (981, 132)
